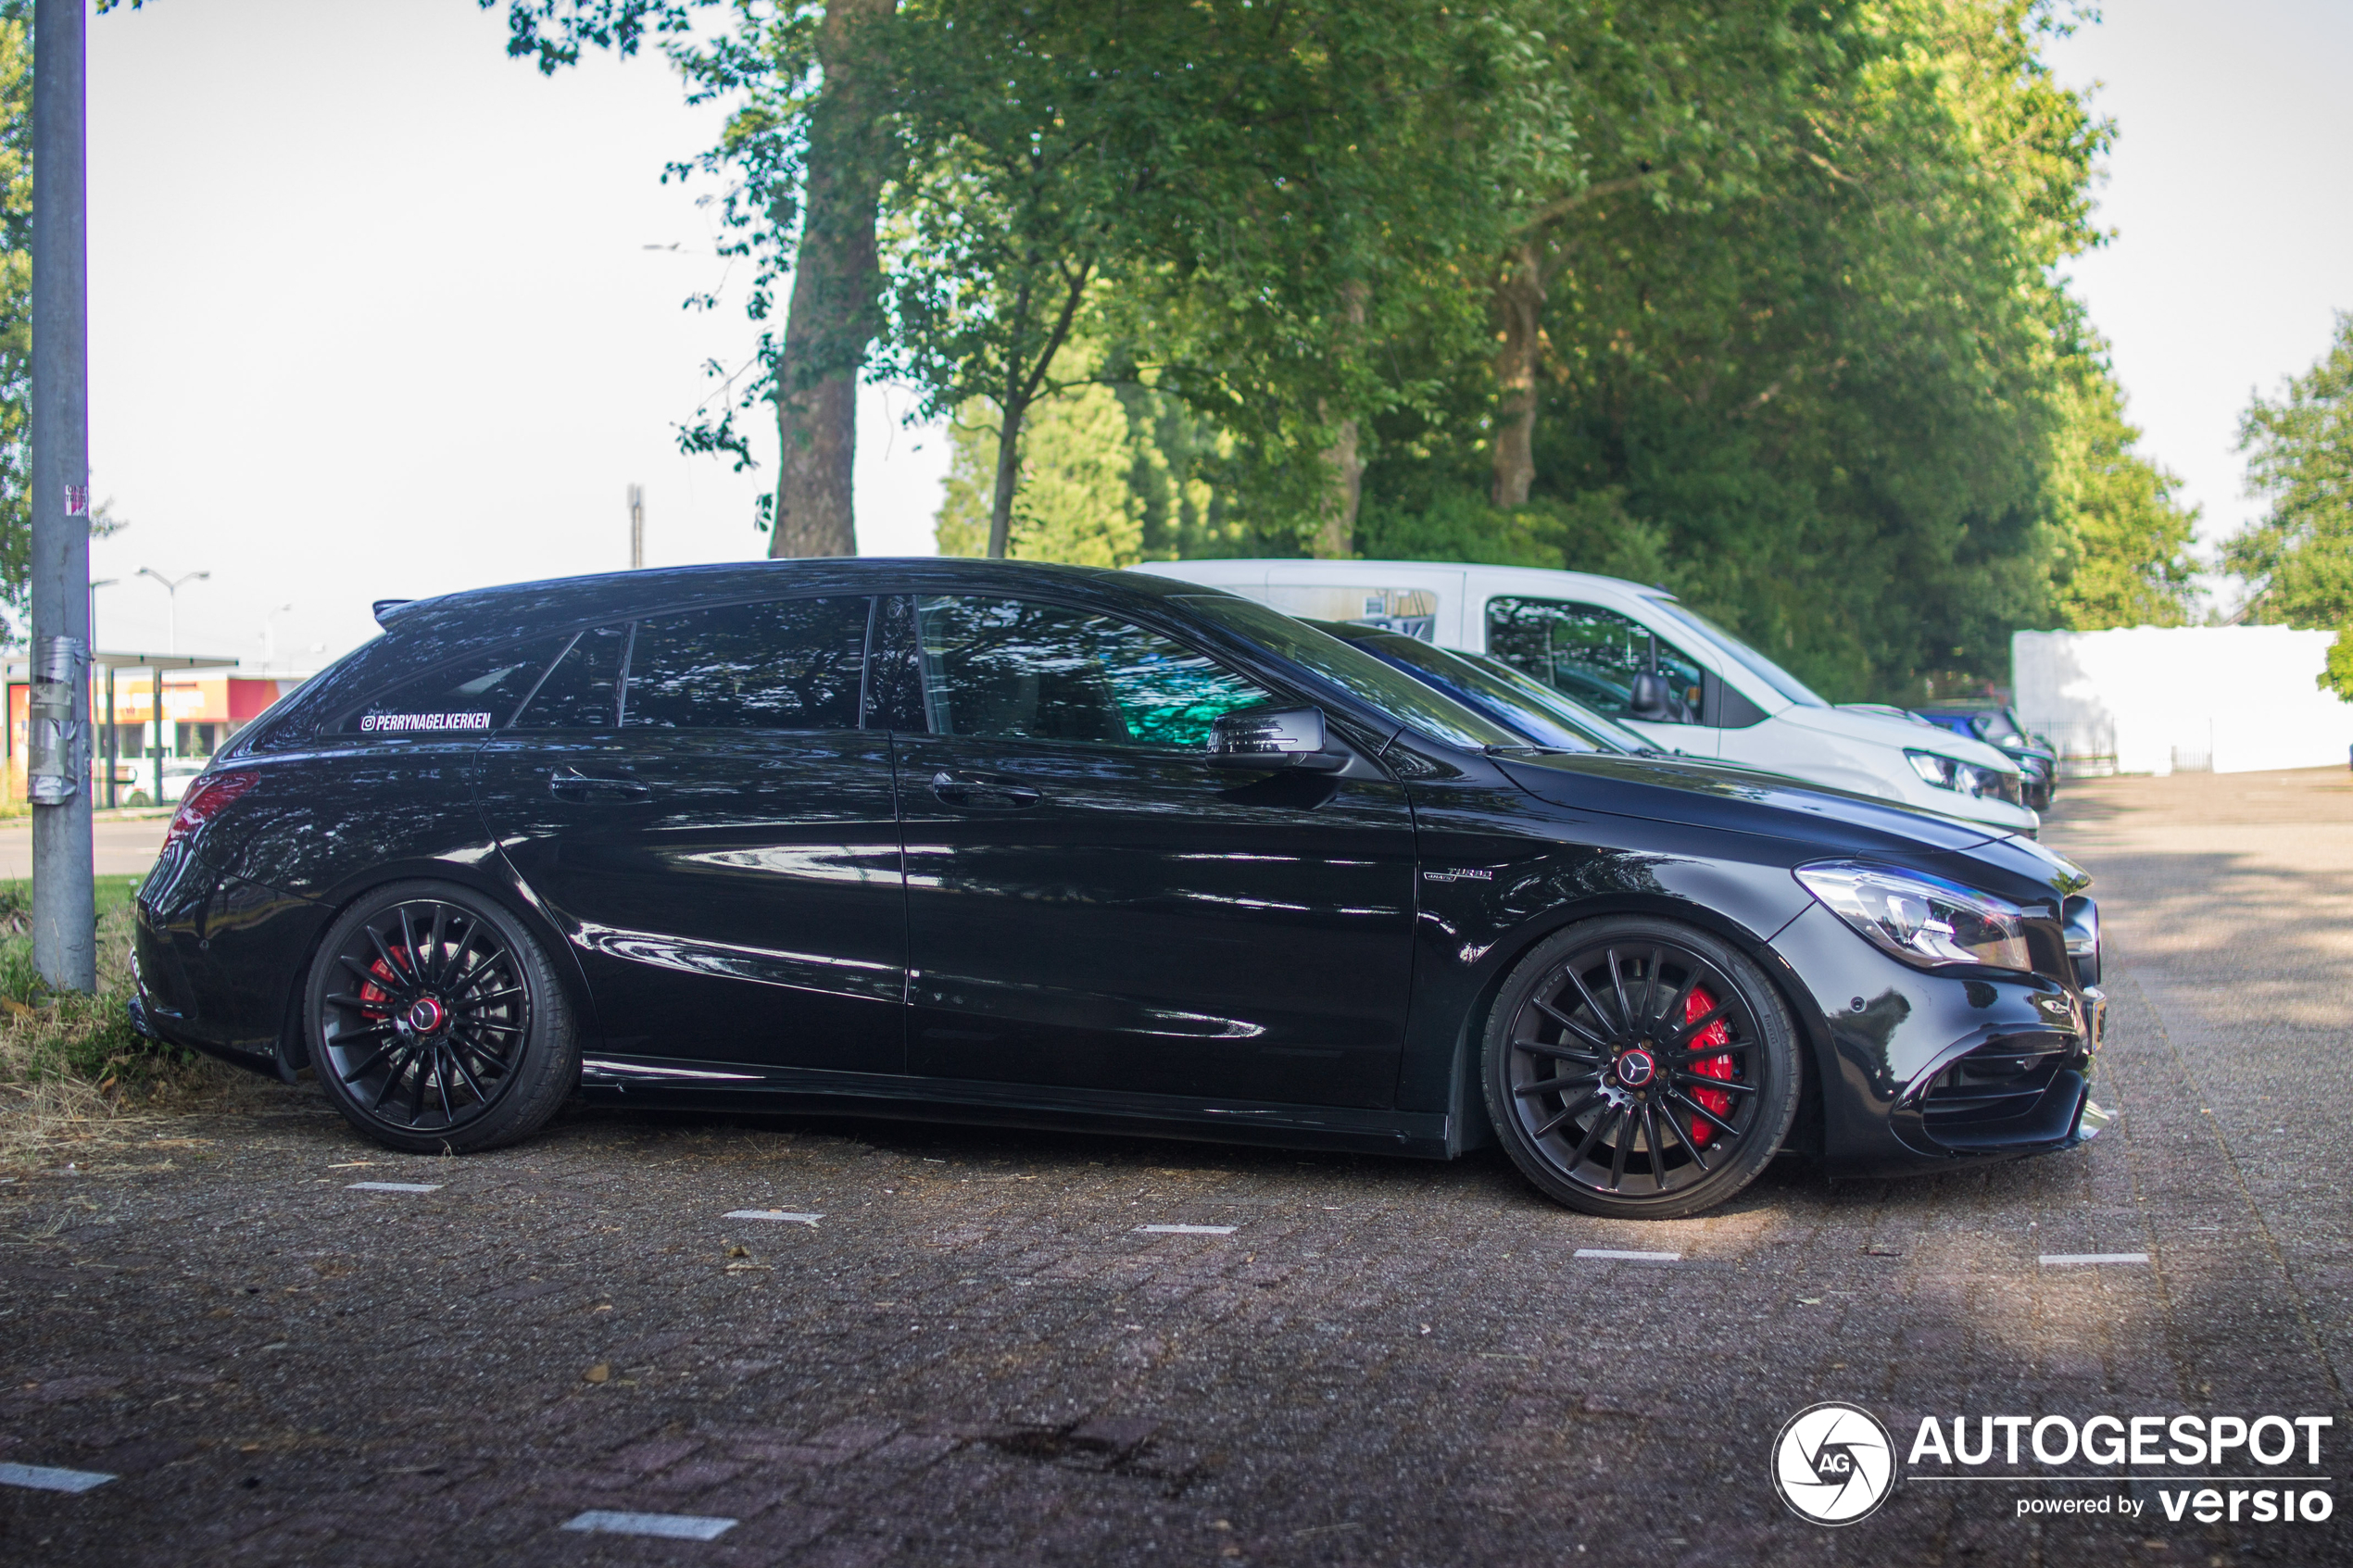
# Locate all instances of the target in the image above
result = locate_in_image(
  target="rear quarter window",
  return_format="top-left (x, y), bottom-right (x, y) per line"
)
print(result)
top-left (340, 637), bottom-right (570, 737)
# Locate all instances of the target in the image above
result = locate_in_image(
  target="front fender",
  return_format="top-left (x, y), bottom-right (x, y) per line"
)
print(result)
top-left (1394, 770), bottom-right (1818, 1119)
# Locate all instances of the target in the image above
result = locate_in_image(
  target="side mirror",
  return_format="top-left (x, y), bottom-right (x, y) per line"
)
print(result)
top-left (1206, 707), bottom-right (1347, 772)
top-left (1627, 672), bottom-right (1672, 721)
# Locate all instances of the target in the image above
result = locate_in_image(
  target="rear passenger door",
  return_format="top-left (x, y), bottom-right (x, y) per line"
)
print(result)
top-left (473, 597), bottom-right (906, 1074)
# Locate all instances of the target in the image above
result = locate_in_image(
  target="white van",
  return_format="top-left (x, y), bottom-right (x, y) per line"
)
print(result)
top-left (1132, 558), bottom-right (2039, 835)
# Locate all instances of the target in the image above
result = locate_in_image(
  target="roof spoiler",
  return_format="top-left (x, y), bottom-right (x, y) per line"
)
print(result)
top-left (371, 598), bottom-right (415, 627)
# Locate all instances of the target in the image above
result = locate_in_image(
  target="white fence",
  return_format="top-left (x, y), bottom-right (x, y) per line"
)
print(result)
top-left (2012, 625), bottom-right (2353, 776)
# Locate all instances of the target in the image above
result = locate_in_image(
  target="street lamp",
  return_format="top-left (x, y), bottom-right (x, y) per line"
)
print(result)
top-left (135, 566), bottom-right (209, 655)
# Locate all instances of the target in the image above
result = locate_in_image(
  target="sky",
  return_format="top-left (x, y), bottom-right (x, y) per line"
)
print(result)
top-left (72, 0), bottom-right (2353, 670)
top-left (2040, 0), bottom-right (2353, 569)
top-left (83, 0), bottom-right (950, 671)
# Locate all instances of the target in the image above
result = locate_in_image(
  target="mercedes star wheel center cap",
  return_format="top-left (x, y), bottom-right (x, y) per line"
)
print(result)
top-left (1616, 1048), bottom-right (1655, 1087)
top-left (406, 997), bottom-right (447, 1035)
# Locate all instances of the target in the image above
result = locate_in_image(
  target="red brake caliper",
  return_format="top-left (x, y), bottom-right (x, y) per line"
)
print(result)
top-left (357, 959), bottom-right (399, 1022)
top-left (1684, 985), bottom-right (1734, 1147)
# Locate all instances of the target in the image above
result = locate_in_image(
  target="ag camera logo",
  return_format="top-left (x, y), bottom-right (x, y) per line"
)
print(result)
top-left (1774, 1402), bottom-right (1897, 1524)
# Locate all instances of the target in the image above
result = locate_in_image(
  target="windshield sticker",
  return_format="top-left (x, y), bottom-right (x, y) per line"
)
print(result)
top-left (360, 711), bottom-right (494, 734)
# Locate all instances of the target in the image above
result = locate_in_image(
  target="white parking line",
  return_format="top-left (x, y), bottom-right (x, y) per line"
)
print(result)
top-left (346, 1182), bottom-right (442, 1193)
top-left (0, 1462), bottom-right (117, 1494)
top-left (723, 1210), bottom-right (823, 1224)
top-left (1574, 1248), bottom-right (1682, 1262)
top-left (561, 1510), bottom-right (737, 1540)
top-left (2039, 1252), bottom-right (2149, 1266)
top-left (1139, 1223), bottom-right (1236, 1236)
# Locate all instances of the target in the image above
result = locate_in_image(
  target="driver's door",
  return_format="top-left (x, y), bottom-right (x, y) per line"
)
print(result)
top-left (887, 594), bottom-right (1420, 1109)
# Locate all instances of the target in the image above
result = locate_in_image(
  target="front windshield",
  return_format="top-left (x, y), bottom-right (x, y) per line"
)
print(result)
top-left (1455, 649), bottom-right (1662, 754)
top-left (1317, 621), bottom-right (1647, 757)
top-left (1980, 709), bottom-right (2026, 746)
top-left (1174, 595), bottom-right (1521, 751)
top-left (1650, 599), bottom-right (1827, 708)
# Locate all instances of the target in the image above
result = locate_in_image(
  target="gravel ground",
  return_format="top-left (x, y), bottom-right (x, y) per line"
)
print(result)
top-left (3, 767), bottom-right (2348, 1565)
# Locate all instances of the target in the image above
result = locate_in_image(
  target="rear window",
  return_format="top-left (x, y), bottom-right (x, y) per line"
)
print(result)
top-left (342, 637), bottom-right (569, 736)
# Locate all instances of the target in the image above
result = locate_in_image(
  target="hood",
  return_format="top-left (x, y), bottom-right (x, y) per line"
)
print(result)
top-left (1782, 703), bottom-right (2022, 773)
top-left (1495, 751), bottom-right (2003, 855)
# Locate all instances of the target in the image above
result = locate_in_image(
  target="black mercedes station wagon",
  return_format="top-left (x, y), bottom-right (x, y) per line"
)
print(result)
top-left (132, 560), bottom-right (2109, 1219)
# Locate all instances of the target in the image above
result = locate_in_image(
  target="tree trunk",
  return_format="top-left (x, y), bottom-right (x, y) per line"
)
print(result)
top-left (1490, 240), bottom-right (1544, 508)
top-left (769, 0), bottom-right (893, 559)
top-left (987, 398), bottom-right (1024, 559)
top-left (1313, 282), bottom-right (1369, 558)
top-left (1312, 411), bottom-right (1362, 558)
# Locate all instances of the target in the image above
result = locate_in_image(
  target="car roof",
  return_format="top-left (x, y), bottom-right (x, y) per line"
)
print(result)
top-left (372, 557), bottom-right (1231, 643)
top-left (1132, 557), bottom-right (1672, 604)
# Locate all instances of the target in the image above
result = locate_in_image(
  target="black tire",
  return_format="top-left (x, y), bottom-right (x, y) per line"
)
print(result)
top-left (304, 880), bottom-right (578, 1155)
top-left (1482, 915), bottom-right (1801, 1220)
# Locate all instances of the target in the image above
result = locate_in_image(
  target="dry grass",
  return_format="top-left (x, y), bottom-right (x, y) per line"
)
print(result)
top-left (0, 876), bottom-right (239, 1171)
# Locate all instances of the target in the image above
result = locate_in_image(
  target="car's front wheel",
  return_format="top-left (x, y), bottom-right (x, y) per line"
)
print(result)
top-left (1482, 916), bottom-right (1801, 1220)
top-left (305, 881), bottom-right (578, 1154)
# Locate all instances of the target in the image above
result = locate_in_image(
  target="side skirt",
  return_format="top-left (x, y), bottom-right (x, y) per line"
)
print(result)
top-left (577, 1054), bottom-right (1455, 1160)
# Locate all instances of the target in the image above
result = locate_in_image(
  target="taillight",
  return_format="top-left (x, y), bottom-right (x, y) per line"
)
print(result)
top-left (161, 771), bottom-right (259, 853)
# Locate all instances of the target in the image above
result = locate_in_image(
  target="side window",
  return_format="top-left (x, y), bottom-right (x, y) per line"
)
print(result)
top-left (342, 636), bottom-right (569, 737)
top-left (623, 596), bottom-right (869, 731)
top-left (1486, 597), bottom-right (1706, 724)
top-left (915, 596), bottom-right (1274, 748)
top-left (513, 624), bottom-right (630, 729)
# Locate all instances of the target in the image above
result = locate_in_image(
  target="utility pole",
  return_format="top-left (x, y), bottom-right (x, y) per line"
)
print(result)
top-left (29, 0), bottom-right (94, 992)
top-left (627, 483), bottom-right (645, 569)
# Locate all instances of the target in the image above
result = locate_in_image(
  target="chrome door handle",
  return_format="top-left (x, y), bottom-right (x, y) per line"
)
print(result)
top-left (547, 766), bottom-right (649, 801)
top-left (930, 770), bottom-right (1040, 809)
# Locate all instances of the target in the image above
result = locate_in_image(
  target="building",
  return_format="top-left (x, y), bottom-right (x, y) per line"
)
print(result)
top-left (5, 655), bottom-right (309, 806)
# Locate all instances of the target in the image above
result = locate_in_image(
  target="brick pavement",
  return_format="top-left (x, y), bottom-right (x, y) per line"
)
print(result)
top-left (3, 768), bottom-right (2348, 1564)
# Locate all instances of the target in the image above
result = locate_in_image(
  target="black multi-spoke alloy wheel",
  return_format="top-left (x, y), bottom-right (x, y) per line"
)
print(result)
top-left (1483, 917), bottom-right (1800, 1220)
top-left (305, 881), bottom-right (577, 1154)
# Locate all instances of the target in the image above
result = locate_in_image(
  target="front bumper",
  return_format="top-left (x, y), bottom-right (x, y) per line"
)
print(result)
top-left (1768, 904), bottom-right (2104, 1178)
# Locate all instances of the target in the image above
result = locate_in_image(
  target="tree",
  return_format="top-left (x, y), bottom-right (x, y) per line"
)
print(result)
top-left (870, 0), bottom-right (1153, 559)
top-left (920, 1), bottom-right (2138, 705)
top-left (2224, 311), bottom-right (2353, 633)
top-left (1477, 0), bottom-right (1856, 509)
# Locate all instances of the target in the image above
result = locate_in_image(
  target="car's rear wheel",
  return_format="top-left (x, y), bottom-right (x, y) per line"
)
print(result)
top-left (305, 881), bottom-right (577, 1154)
top-left (1482, 916), bottom-right (1801, 1220)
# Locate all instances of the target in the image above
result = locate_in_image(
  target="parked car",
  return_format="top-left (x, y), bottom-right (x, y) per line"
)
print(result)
top-left (1911, 703), bottom-right (2059, 810)
top-left (1133, 559), bottom-right (2040, 835)
top-left (133, 559), bottom-right (2105, 1220)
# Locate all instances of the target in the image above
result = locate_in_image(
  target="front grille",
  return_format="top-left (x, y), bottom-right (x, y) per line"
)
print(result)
top-left (1919, 1044), bottom-right (2069, 1125)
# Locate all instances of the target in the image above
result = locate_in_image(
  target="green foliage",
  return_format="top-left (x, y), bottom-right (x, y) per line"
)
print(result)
top-left (2046, 363), bottom-right (2198, 629)
top-left (2322, 629), bottom-right (2353, 703)
top-left (2224, 312), bottom-right (2353, 630)
top-left (571, 1), bottom-right (2184, 701)
top-left (1356, 486), bottom-right (1679, 587)
top-left (934, 339), bottom-right (1284, 562)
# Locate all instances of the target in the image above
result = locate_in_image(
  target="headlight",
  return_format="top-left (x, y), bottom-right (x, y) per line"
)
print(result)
top-left (1906, 749), bottom-right (2023, 807)
top-left (1794, 860), bottom-right (2032, 972)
